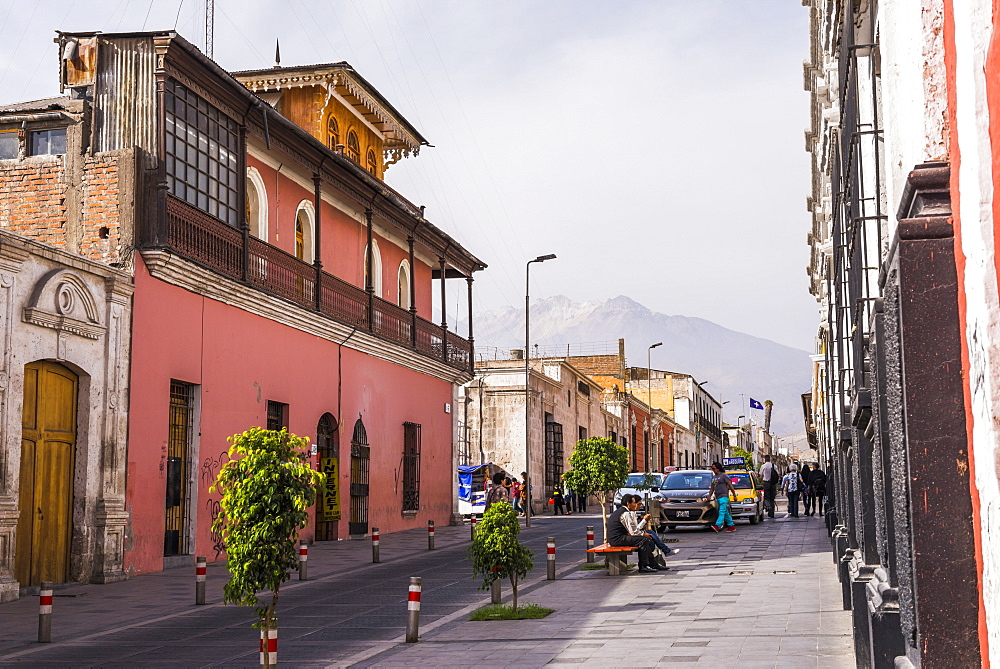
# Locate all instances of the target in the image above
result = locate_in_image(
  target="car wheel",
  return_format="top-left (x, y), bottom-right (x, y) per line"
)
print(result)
top-left (748, 513), bottom-right (759, 525)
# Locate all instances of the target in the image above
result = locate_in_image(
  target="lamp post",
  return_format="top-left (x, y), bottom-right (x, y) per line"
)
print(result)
top-left (646, 342), bottom-right (662, 470)
top-left (525, 253), bottom-right (556, 528)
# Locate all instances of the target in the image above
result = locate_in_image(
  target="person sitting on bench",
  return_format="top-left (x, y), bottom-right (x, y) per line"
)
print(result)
top-left (608, 494), bottom-right (664, 573)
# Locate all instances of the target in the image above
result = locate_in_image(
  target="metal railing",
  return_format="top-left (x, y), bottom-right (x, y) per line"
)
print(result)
top-left (163, 196), bottom-right (472, 373)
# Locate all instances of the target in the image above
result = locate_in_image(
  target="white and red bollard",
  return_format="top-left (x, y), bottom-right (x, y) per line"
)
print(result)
top-left (586, 526), bottom-right (595, 563)
top-left (427, 520), bottom-right (435, 550)
top-left (547, 537), bottom-right (556, 580)
top-left (260, 626), bottom-right (277, 667)
top-left (298, 540), bottom-right (308, 580)
top-left (196, 556), bottom-right (207, 605)
top-left (406, 576), bottom-right (422, 643)
top-left (470, 515), bottom-right (477, 539)
top-left (372, 527), bottom-right (380, 563)
top-left (38, 581), bottom-right (53, 643)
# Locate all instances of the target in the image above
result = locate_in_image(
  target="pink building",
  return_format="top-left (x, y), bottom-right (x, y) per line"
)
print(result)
top-left (0, 29), bottom-right (484, 590)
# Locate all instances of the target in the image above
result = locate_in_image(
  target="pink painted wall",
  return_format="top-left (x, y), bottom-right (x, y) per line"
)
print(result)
top-left (125, 256), bottom-right (456, 575)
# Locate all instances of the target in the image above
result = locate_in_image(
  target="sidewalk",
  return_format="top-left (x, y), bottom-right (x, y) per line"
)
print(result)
top-left (352, 513), bottom-right (854, 669)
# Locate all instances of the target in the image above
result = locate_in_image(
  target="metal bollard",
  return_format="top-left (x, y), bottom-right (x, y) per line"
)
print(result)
top-left (470, 515), bottom-right (477, 539)
top-left (196, 556), bottom-right (207, 605)
top-left (298, 540), bottom-right (308, 580)
top-left (427, 520), bottom-right (435, 550)
top-left (547, 537), bottom-right (556, 580)
top-left (586, 526), bottom-right (595, 563)
top-left (259, 626), bottom-right (277, 667)
top-left (372, 527), bottom-right (380, 563)
top-left (406, 576), bottom-right (422, 643)
top-left (38, 581), bottom-right (53, 643)
top-left (490, 579), bottom-right (501, 604)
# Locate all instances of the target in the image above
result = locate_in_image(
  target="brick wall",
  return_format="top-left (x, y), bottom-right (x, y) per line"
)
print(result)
top-left (0, 158), bottom-right (68, 248)
top-left (566, 354), bottom-right (622, 378)
top-left (0, 153), bottom-right (125, 266)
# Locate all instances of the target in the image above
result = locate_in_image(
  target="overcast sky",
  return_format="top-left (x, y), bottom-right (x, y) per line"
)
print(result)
top-left (0, 1), bottom-right (816, 351)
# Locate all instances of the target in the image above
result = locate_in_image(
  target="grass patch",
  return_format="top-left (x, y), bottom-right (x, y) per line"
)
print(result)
top-left (469, 603), bottom-right (554, 621)
top-left (581, 563), bottom-right (606, 571)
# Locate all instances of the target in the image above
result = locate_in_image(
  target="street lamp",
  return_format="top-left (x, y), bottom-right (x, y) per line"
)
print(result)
top-left (647, 342), bottom-right (662, 470)
top-left (524, 253), bottom-right (556, 528)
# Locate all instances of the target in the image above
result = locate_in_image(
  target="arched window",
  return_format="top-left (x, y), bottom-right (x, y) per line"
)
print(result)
top-left (364, 239), bottom-right (383, 296)
top-left (245, 167), bottom-right (268, 240)
top-left (346, 129), bottom-right (360, 163)
top-left (326, 116), bottom-right (340, 150)
top-left (294, 200), bottom-right (314, 264)
top-left (397, 260), bottom-right (411, 309)
top-left (366, 148), bottom-right (377, 176)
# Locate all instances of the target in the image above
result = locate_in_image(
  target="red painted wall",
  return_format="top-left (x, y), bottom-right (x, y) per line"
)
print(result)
top-left (125, 256), bottom-right (456, 574)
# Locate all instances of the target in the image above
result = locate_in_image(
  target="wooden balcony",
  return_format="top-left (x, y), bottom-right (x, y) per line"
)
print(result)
top-left (162, 196), bottom-right (472, 373)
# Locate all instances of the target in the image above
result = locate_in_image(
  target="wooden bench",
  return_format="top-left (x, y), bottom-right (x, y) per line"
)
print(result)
top-left (586, 543), bottom-right (635, 576)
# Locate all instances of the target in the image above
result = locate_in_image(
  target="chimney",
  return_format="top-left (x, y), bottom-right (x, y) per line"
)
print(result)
top-left (510, 349), bottom-right (524, 360)
top-left (618, 338), bottom-right (626, 381)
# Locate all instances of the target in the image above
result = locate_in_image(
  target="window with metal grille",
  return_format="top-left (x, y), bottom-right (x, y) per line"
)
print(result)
top-left (366, 148), bottom-right (377, 175)
top-left (578, 426), bottom-right (587, 442)
top-left (346, 129), bottom-right (360, 163)
top-left (349, 419), bottom-right (370, 536)
top-left (266, 401), bottom-right (287, 431)
top-left (165, 381), bottom-right (196, 556)
top-left (544, 418), bottom-right (564, 493)
top-left (326, 115), bottom-right (340, 149)
top-left (643, 429), bottom-right (650, 471)
top-left (631, 425), bottom-right (638, 470)
top-left (402, 422), bottom-right (421, 512)
top-left (165, 78), bottom-right (240, 226)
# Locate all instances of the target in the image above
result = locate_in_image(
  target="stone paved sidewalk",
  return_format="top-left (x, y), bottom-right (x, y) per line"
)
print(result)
top-left (351, 513), bottom-right (853, 669)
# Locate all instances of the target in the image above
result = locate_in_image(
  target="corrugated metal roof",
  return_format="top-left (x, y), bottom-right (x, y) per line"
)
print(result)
top-left (0, 96), bottom-right (72, 112)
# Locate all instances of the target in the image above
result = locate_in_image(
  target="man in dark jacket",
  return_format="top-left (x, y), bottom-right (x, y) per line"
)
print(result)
top-left (608, 494), bottom-right (658, 574)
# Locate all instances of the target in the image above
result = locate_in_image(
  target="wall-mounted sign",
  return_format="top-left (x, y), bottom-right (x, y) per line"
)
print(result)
top-left (320, 457), bottom-right (341, 521)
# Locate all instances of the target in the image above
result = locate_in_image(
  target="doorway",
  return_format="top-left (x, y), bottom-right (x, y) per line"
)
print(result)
top-left (315, 413), bottom-right (340, 541)
top-left (16, 361), bottom-right (78, 586)
top-left (349, 419), bottom-right (370, 537)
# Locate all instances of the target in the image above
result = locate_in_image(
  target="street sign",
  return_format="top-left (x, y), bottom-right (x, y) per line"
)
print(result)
top-left (723, 457), bottom-right (745, 466)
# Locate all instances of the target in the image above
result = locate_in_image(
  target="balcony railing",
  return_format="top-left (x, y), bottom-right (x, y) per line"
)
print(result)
top-left (164, 196), bottom-right (473, 373)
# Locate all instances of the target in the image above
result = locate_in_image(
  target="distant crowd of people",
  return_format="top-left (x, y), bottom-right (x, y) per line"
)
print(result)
top-left (758, 454), bottom-right (828, 518)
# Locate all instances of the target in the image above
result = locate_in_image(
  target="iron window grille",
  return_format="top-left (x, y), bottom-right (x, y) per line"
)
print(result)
top-left (266, 400), bottom-right (288, 431)
top-left (165, 380), bottom-right (196, 556)
top-left (402, 422), bottom-right (421, 512)
top-left (544, 420), bottom-right (564, 494)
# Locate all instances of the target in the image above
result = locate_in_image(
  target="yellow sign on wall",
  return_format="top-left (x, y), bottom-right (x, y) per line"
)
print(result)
top-left (320, 457), bottom-right (341, 521)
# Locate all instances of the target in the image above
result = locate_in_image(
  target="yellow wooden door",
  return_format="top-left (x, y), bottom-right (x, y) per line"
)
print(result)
top-left (15, 361), bottom-right (77, 586)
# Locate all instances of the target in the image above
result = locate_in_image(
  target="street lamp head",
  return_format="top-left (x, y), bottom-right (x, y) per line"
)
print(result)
top-left (697, 380), bottom-right (709, 387)
top-left (532, 254), bottom-right (557, 263)
top-left (649, 342), bottom-right (663, 349)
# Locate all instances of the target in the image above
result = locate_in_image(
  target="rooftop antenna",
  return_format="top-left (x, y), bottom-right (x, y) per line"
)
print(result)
top-left (205, 0), bottom-right (214, 59)
top-left (274, 39), bottom-right (281, 68)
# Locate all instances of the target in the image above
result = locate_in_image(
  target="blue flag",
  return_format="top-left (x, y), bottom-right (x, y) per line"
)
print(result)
top-left (749, 398), bottom-right (764, 410)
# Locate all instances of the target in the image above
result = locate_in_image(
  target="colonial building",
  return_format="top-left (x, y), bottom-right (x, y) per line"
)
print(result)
top-left (0, 29), bottom-right (484, 591)
top-left (462, 352), bottom-right (623, 513)
top-left (805, 0), bottom-right (998, 665)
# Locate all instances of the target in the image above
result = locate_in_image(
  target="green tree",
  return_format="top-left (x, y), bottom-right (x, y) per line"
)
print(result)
top-left (562, 437), bottom-right (630, 542)
top-left (210, 428), bottom-right (325, 668)
top-left (468, 500), bottom-right (534, 612)
top-left (731, 446), bottom-right (756, 470)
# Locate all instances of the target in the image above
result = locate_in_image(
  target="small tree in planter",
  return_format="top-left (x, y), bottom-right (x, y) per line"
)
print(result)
top-left (211, 428), bottom-right (324, 669)
top-left (468, 500), bottom-right (534, 612)
top-left (563, 437), bottom-right (629, 542)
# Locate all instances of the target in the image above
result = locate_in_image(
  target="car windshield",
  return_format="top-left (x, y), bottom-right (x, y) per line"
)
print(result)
top-left (624, 473), bottom-right (663, 488)
top-left (663, 472), bottom-right (713, 489)
top-left (728, 473), bottom-right (754, 489)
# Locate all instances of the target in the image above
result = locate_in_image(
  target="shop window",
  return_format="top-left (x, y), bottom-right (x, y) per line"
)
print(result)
top-left (0, 131), bottom-right (19, 159)
top-left (31, 128), bottom-right (66, 156)
top-left (346, 129), bottom-right (360, 163)
top-left (402, 422), bottom-right (421, 512)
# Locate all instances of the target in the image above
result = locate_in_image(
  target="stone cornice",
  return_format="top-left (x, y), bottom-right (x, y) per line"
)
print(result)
top-left (140, 249), bottom-right (471, 385)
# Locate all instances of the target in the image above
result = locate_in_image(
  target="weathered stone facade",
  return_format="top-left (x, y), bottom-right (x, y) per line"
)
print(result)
top-left (0, 229), bottom-right (132, 602)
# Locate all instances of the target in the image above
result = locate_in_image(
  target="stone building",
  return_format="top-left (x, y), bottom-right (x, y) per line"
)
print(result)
top-left (462, 353), bottom-right (623, 512)
top-left (0, 228), bottom-right (131, 602)
top-left (805, 0), bottom-right (998, 664)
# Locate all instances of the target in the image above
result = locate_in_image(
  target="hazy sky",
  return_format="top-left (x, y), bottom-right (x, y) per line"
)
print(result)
top-left (0, 1), bottom-right (816, 351)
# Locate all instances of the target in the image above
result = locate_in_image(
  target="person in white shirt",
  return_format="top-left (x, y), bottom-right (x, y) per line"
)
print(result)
top-left (758, 455), bottom-right (779, 519)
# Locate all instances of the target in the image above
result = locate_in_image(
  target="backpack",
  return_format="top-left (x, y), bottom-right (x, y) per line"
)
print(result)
top-left (811, 470), bottom-right (827, 491)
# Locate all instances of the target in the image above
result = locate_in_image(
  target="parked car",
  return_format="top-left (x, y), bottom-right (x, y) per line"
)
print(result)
top-left (655, 469), bottom-right (718, 529)
top-left (723, 469), bottom-right (765, 525)
top-left (613, 472), bottom-right (668, 510)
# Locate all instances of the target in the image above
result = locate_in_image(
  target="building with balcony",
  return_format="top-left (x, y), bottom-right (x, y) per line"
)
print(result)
top-left (0, 29), bottom-right (485, 589)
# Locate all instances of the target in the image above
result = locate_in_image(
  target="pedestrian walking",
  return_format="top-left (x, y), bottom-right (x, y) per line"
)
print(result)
top-left (758, 454), bottom-right (780, 519)
top-left (705, 461), bottom-right (738, 533)
top-left (519, 472), bottom-right (529, 517)
top-left (551, 485), bottom-right (566, 515)
top-left (782, 464), bottom-right (804, 517)
top-left (511, 478), bottom-right (522, 514)
top-left (484, 472), bottom-right (510, 512)
top-left (808, 465), bottom-right (828, 516)
top-left (800, 464), bottom-right (814, 516)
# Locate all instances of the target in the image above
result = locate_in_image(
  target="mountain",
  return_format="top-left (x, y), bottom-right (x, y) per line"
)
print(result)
top-left (468, 295), bottom-right (812, 436)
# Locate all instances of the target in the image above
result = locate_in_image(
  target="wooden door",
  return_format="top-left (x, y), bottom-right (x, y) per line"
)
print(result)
top-left (16, 361), bottom-right (78, 586)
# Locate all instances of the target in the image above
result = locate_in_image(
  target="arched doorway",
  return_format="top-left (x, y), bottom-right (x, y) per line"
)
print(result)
top-left (349, 418), bottom-right (370, 537)
top-left (315, 413), bottom-right (340, 541)
top-left (16, 361), bottom-right (78, 585)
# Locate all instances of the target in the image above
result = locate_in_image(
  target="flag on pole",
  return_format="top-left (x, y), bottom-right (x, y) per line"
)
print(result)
top-left (749, 398), bottom-right (764, 410)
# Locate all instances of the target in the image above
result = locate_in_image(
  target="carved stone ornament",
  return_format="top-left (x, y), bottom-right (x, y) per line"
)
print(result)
top-left (22, 269), bottom-right (106, 340)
